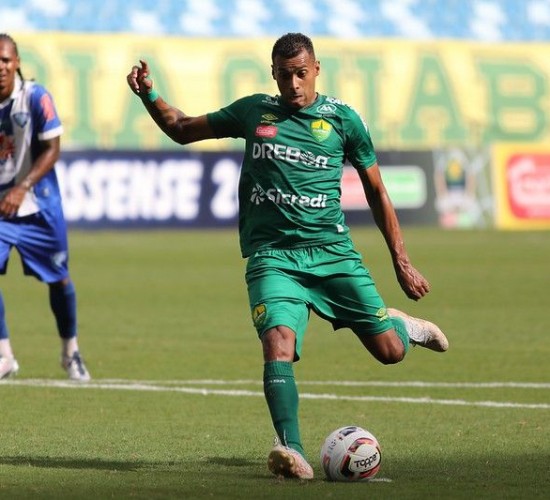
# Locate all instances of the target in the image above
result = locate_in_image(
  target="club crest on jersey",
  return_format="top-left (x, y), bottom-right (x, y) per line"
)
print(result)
top-left (255, 125), bottom-right (278, 138)
top-left (252, 304), bottom-right (267, 328)
top-left (51, 251), bottom-right (68, 268)
top-left (13, 112), bottom-right (30, 128)
top-left (376, 307), bottom-right (389, 321)
top-left (311, 119), bottom-right (332, 142)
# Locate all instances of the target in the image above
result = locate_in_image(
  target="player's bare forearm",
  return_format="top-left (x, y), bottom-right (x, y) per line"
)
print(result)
top-left (140, 98), bottom-right (213, 145)
top-left (22, 137), bottom-right (59, 188)
top-left (141, 97), bottom-right (188, 143)
top-left (370, 193), bottom-right (430, 300)
top-left (127, 59), bottom-right (215, 145)
top-left (359, 164), bottom-right (430, 300)
top-left (368, 188), bottom-right (408, 268)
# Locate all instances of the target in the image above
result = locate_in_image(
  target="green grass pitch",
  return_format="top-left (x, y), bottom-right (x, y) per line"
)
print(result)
top-left (0, 227), bottom-right (548, 499)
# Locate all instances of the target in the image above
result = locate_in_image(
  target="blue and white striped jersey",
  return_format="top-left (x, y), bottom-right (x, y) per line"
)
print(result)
top-left (0, 77), bottom-right (63, 216)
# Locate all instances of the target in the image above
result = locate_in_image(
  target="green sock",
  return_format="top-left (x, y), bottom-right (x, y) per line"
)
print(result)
top-left (263, 360), bottom-right (305, 457)
top-left (391, 317), bottom-right (410, 354)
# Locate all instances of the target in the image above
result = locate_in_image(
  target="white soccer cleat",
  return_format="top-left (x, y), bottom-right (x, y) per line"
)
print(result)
top-left (268, 444), bottom-right (314, 480)
top-left (388, 308), bottom-right (449, 352)
top-left (62, 351), bottom-right (91, 382)
top-left (0, 356), bottom-right (19, 380)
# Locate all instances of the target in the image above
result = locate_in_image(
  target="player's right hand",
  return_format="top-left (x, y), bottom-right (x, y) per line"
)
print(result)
top-left (126, 59), bottom-right (153, 96)
top-left (0, 185), bottom-right (26, 218)
top-left (395, 263), bottom-right (431, 301)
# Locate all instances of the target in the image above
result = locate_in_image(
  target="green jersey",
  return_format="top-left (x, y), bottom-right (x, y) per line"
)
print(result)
top-left (207, 93), bottom-right (377, 257)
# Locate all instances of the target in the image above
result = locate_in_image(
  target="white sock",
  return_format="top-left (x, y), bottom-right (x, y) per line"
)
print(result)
top-left (0, 338), bottom-right (14, 359)
top-left (61, 337), bottom-right (79, 358)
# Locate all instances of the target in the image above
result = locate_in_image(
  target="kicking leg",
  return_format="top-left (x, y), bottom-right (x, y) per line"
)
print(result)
top-left (388, 308), bottom-right (449, 352)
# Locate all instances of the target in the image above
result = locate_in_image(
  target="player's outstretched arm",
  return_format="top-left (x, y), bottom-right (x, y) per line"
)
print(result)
top-left (126, 59), bottom-right (216, 145)
top-left (358, 164), bottom-right (431, 301)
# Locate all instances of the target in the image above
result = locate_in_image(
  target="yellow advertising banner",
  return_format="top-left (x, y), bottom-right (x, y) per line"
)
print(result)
top-left (10, 33), bottom-right (550, 151)
top-left (492, 143), bottom-right (550, 229)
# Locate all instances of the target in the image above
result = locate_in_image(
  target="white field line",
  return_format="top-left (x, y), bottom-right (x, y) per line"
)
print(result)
top-left (101, 379), bottom-right (550, 389)
top-left (2, 378), bottom-right (549, 410)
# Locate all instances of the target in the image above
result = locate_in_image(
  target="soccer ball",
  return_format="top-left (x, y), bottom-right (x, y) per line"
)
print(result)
top-left (320, 425), bottom-right (382, 482)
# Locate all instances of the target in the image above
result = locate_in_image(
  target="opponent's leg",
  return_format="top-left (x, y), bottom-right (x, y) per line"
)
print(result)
top-left (49, 278), bottom-right (91, 381)
top-left (15, 208), bottom-right (91, 381)
top-left (0, 291), bottom-right (18, 379)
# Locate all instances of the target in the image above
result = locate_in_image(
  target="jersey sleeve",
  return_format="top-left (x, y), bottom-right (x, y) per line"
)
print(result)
top-left (206, 95), bottom-right (259, 139)
top-left (343, 107), bottom-right (377, 171)
top-left (29, 85), bottom-right (63, 141)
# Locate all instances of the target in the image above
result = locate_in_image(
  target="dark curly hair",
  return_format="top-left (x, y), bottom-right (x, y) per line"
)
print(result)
top-left (271, 33), bottom-right (316, 61)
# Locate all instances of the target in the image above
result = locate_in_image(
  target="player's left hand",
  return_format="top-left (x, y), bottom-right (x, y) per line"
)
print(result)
top-left (395, 263), bottom-right (431, 301)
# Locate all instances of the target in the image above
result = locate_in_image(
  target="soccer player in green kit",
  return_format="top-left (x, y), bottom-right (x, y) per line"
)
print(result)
top-left (127, 33), bottom-right (448, 480)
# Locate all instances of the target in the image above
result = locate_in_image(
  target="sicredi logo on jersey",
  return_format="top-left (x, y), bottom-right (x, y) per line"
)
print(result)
top-left (250, 184), bottom-right (327, 208)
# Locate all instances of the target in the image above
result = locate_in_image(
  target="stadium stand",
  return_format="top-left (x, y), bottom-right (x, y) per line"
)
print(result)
top-left (1, 0), bottom-right (549, 41)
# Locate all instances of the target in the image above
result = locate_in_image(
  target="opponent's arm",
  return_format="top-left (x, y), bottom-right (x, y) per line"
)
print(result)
top-left (358, 164), bottom-right (430, 301)
top-left (0, 137), bottom-right (59, 218)
top-left (126, 59), bottom-right (216, 145)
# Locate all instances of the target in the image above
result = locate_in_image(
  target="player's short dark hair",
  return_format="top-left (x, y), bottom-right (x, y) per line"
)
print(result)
top-left (271, 33), bottom-right (315, 61)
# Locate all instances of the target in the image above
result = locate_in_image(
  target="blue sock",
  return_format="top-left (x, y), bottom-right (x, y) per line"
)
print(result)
top-left (0, 292), bottom-right (9, 340)
top-left (49, 280), bottom-right (77, 339)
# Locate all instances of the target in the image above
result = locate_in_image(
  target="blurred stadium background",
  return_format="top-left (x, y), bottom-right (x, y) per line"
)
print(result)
top-left (1, 0), bottom-right (549, 231)
top-left (3, 0), bottom-right (550, 40)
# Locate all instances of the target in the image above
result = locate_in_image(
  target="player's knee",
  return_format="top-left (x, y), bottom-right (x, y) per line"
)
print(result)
top-left (377, 345), bottom-right (405, 365)
top-left (358, 331), bottom-right (405, 364)
top-left (48, 277), bottom-right (71, 290)
top-left (261, 326), bottom-right (296, 362)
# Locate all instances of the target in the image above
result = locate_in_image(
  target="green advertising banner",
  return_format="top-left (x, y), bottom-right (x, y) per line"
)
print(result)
top-left (12, 33), bottom-right (550, 151)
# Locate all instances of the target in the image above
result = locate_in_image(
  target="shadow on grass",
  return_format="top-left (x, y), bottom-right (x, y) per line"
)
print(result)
top-left (0, 456), bottom-right (182, 472)
top-left (0, 455), bottom-right (262, 473)
top-left (0, 454), bottom-right (548, 499)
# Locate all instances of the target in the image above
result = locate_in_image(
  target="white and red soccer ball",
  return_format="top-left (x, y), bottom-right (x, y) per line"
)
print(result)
top-left (320, 425), bottom-right (382, 482)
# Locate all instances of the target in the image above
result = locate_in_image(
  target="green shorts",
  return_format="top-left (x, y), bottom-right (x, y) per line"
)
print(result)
top-left (245, 239), bottom-right (393, 360)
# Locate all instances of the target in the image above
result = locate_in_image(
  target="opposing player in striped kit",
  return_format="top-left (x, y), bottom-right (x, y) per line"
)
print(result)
top-left (0, 34), bottom-right (90, 382)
